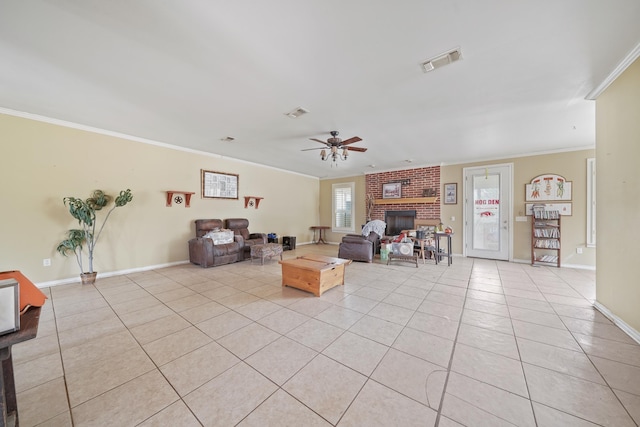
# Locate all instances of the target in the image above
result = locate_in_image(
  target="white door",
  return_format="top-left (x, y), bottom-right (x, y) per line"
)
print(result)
top-left (464, 164), bottom-right (512, 260)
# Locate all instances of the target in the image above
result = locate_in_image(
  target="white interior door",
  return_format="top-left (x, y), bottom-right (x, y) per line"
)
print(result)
top-left (464, 164), bottom-right (512, 260)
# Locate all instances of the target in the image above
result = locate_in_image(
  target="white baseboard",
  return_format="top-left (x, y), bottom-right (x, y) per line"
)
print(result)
top-left (512, 258), bottom-right (595, 270)
top-left (36, 243), bottom-right (326, 288)
top-left (594, 301), bottom-right (640, 345)
top-left (36, 260), bottom-right (189, 288)
top-left (37, 242), bottom-right (328, 288)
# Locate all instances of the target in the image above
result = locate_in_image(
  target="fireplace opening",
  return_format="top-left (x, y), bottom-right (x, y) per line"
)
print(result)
top-left (385, 210), bottom-right (416, 236)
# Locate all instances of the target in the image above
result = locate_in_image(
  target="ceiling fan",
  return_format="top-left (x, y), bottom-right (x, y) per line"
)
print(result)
top-left (302, 131), bottom-right (367, 163)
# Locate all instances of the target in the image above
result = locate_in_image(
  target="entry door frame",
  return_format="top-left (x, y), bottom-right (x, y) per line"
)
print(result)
top-left (462, 163), bottom-right (514, 261)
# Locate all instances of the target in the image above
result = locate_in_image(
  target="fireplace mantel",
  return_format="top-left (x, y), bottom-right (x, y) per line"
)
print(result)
top-left (374, 197), bottom-right (438, 205)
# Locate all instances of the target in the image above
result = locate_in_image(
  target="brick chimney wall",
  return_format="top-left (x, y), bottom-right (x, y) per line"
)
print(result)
top-left (365, 166), bottom-right (441, 221)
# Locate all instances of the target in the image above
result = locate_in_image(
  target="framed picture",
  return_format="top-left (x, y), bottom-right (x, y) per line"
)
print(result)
top-left (422, 188), bottom-right (437, 197)
top-left (201, 169), bottom-right (239, 199)
top-left (382, 182), bottom-right (402, 199)
top-left (525, 174), bottom-right (572, 201)
top-left (444, 183), bottom-right (457, 204)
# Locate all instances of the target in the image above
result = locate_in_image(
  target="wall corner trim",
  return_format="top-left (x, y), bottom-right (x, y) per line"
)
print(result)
top-left (594, 301), bottom-right (640, 345)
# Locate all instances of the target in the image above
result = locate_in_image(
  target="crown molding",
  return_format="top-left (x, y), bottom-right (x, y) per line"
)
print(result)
top-left (586, 42), bottom-right (640, 100)
top-left (0, 107), bottom-right (318, 180)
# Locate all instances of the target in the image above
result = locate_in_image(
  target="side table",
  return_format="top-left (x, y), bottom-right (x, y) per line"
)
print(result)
top-left (1, 307), bottom-right (42, 426)
top-left (310, 226), bottom-right (330, 244)
top-left (434, 232), bottom-right (453, 266)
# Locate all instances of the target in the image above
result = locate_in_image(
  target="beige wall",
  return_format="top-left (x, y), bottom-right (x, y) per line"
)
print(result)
top-left (442, 150), bottom-right (595, 266)
top-left (0, 113), bottom-right (319, 285)
top-left (319, 175), bottom-right (366, 243)
top-left (595, 57), bottom-right (640, 331)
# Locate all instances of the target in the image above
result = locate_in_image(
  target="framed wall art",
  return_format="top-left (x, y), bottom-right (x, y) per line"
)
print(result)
top-left (525, 174), bottom-right (572, 202)
top-left (444, 183), bottom-right (457, 204)
top-left (201, 170), bottom-right (239, 199)
top-left (382, 182), bottom-right (402, 199)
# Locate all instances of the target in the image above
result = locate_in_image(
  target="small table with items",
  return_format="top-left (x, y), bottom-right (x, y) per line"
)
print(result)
top-left (386, 240), bottom-right (419, 267)
top-left (434, 232), bottom-right (453, 266)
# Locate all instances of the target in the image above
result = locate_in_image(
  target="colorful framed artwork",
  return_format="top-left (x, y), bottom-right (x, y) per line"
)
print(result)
top-left (525, 174), bottom-right (572, 202)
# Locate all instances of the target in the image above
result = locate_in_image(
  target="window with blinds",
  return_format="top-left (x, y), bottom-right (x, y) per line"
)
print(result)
top-left (332, 182), bottom-right (355, 233)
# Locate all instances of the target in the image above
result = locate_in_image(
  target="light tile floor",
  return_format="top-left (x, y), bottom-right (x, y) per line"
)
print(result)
top-left (12, 245), bottom-right (640, 426)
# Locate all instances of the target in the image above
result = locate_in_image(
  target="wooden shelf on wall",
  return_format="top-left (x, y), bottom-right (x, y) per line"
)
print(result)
top-left (374, 197), bottom-right (439, 205)
top-left (166, 191), bottom-right (195, 207)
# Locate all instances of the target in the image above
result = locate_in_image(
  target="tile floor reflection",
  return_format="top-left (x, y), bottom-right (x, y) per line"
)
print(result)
top-left (12, 245), bottom-right (640, 426)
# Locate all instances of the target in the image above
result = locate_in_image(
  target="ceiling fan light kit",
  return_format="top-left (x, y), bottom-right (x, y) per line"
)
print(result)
top-left (303, 130), bottom-right (367, 165)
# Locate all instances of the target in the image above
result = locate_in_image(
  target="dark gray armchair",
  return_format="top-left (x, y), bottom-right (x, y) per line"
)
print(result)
top-left (338, 231), bottom-right (381, 263)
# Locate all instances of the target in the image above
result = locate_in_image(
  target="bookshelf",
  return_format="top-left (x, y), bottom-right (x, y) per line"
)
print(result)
top-left (531, 208), bottom-right (561, 267)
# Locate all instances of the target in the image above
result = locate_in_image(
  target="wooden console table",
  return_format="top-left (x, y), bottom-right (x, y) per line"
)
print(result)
top-left (1, 307), bottom-right (41, 426)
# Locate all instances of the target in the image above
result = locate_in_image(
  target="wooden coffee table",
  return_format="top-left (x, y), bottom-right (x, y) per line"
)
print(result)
top-left (279, 254), bottom-right (351, 296)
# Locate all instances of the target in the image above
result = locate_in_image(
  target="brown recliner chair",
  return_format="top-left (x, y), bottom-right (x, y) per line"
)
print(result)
top-left (225, 218), bottom-right (267, 260)
top-left (188, 219), bottom-right (244, 267)
top-left (338, 231), bottom-right (381, 263)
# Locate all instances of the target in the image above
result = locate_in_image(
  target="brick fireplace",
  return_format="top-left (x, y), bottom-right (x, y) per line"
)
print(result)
top-left (385, 210), bottom-right (417, 235)
top-left (366, 166), bottom-right (441, 234)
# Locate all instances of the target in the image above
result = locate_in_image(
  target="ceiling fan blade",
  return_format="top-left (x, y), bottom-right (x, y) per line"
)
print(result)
top-left (301, 147), bottom-right (326, 151)
top-left (346, 146), bottom-right (367, 152)
top-left (310, 138), bottom-right (328, 145)
top-left (340, 136), bottom-right (362, 146)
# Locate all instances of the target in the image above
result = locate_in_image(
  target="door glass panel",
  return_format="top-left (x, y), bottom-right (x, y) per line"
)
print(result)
top-left (472, 174), bottom-right (500, 251)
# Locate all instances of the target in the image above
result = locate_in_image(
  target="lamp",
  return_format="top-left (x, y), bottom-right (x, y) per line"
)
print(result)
top-left (0, 279), bottom-right (19, 336)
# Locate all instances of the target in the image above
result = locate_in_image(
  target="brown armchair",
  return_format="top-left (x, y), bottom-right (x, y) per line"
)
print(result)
top-left (338, 231), bottom-right (381, 263)
top-left (188, 219), bottom-right (244, 267)
top-left (225, 218), bottom-right (267, 260)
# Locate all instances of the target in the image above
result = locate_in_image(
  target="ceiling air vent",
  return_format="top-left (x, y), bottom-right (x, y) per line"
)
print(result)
top-left (285, 107), bottom-right (309, 118)
top-left (420, 47), bottom-right (462, 73)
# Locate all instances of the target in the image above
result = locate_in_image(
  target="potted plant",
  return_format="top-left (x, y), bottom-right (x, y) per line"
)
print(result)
top-left (56, 189), bottom-right (133, 284)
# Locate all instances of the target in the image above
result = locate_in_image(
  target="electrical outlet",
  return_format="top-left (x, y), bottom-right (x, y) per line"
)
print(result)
top-left (43, 258), bottom-right (51, 267)
top-left (576, 248), bottom-right (583, 254)
top-left (450, 216), bottom-right (455, 221)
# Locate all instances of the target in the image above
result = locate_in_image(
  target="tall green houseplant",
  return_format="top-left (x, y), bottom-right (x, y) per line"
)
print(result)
top-left (57, 189), bottom-right (133, 283)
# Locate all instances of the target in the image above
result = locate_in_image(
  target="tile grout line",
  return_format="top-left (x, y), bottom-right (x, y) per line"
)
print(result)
top-left (538, 268), bottom-right (640, 426)
top-left (502, 264), bottom-right (539, 427)
top-left (433, 259), bottom-right (475, 426)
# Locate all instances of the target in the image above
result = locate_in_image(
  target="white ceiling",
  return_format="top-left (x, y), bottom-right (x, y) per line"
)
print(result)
top-left (2, 1), bottom-right (640, 178)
